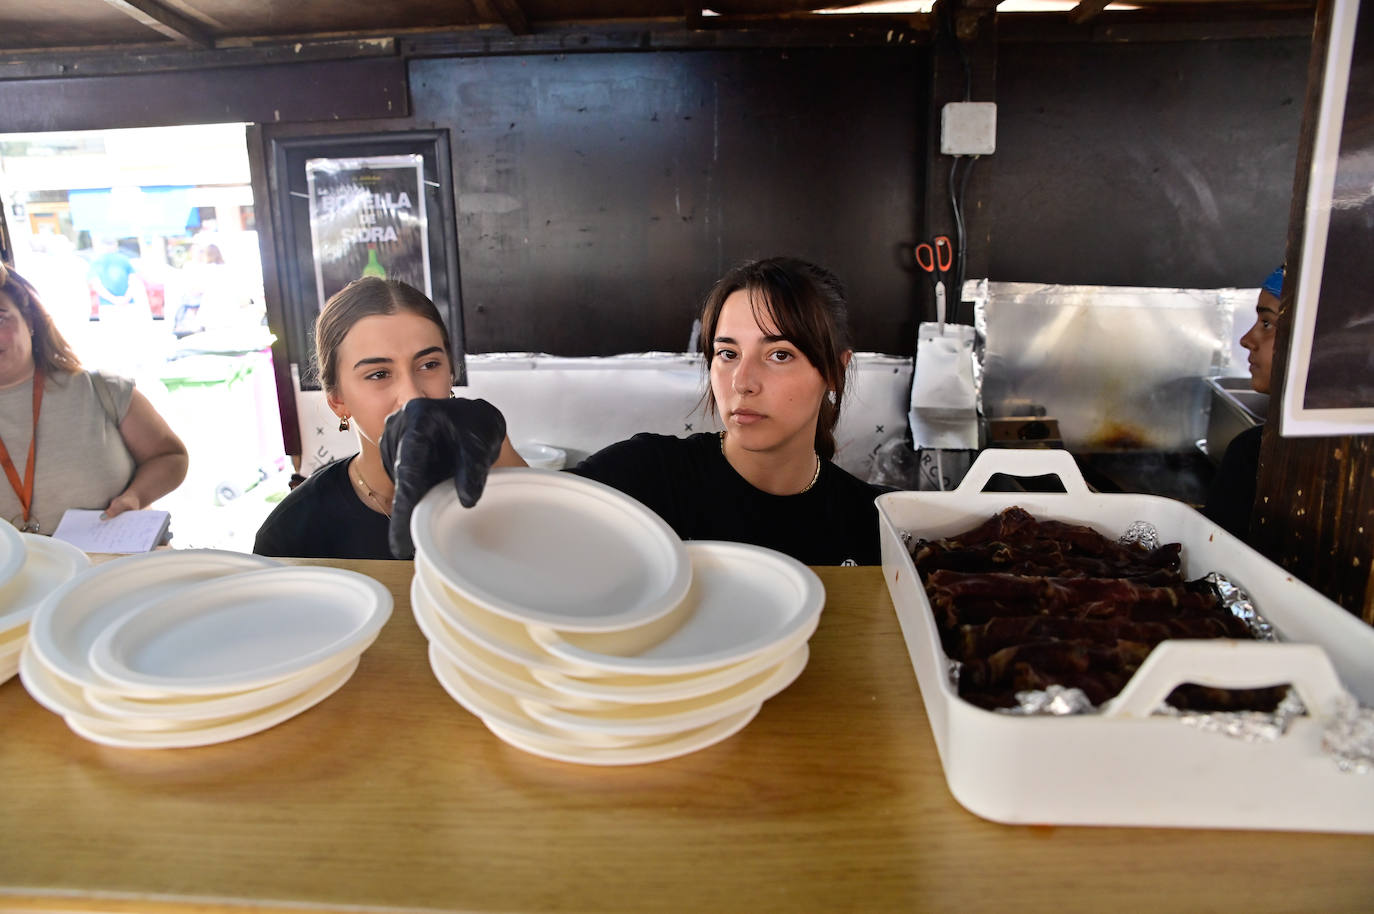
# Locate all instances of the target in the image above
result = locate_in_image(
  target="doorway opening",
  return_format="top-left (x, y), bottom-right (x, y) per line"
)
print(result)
top-left (0, 123), bottom-right (290, 551)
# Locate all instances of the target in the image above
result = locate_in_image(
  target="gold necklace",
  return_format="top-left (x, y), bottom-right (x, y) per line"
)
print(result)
top-left (351, 459), bottom-right (392, 518)
top-left (718, 431), bottom-right (822, 494)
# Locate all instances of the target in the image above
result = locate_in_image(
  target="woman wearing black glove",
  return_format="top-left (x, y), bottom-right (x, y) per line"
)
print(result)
top-left (386, 257), bottom-right (885, 566)
top-left (253, 277), bottom-right (517, 559)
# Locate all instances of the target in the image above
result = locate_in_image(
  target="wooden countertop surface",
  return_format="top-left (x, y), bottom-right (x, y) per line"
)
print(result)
top-left (1, 560), bottom-right (1371, 913)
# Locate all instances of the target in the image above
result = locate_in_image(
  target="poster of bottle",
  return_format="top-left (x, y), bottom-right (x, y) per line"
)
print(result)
top-left (306, 154), bottom-right (431, 315)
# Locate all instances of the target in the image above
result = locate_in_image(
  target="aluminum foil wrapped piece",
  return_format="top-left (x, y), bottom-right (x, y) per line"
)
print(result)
top-left (1118, 520), bottom-right (1159, 551)
top-left (1205, 571), bottom-right (1276, 641)
top-left (999, 685), bottom-right (1096, 716)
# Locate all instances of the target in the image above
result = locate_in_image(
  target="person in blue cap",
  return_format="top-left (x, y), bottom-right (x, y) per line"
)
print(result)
top-left (1203, 264), bottom-right (1283, 541)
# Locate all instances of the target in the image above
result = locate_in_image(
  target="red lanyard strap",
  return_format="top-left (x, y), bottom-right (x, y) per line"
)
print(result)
top-left (0, 368), bottom-right (44, 527)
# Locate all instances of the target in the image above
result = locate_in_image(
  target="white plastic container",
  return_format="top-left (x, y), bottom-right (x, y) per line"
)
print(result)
top-left (877, 448), bottom-right (1374, 833)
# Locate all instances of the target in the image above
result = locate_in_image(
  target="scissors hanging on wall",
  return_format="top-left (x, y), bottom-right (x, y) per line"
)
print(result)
top-left (915, 235), bottom-right (954, 331)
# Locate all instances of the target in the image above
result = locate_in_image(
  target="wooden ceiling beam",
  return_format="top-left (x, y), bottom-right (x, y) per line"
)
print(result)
top-left (473, 0), bottom-right (531, 35)
top-left (99, 0), bottom-right (213, 48)
top-left (1069, 0), bottom-right (1113, 24)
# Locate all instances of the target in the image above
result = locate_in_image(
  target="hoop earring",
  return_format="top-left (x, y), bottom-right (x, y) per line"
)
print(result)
top-left (449, 389), bottom-right (457, 399)
top-left (338, 416), bottom-right (350, 432)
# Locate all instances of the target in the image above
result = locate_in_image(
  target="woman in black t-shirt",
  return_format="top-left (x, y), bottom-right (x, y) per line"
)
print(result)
top-left (385, 258), bottom-right (885, 565)
top-left (253, 277), bottom-right (517, 558)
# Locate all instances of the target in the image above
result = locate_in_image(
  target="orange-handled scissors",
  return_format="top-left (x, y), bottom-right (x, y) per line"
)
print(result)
top-left (915, 235), bottom-right (954, 329)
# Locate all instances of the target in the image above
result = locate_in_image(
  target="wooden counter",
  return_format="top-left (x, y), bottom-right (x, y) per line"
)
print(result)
top-left (1, 561), bottom-right (1371, 913)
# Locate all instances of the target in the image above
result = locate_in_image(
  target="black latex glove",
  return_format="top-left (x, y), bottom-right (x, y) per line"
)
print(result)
top-left (380, 397), bottom-right (508, 559)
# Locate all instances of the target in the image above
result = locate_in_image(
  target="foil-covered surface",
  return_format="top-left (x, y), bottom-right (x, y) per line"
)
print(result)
top-left (1158, 690), bottom-right (1307, 742)
top-left (1322, 693), bottom-right (1374, 774)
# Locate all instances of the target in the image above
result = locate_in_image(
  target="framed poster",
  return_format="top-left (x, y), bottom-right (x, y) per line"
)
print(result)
top-left (1281, 0), bottom-right (1374, 436)
top-left (306, 154), bottom-right (432, 311)
top-left (265, 130), bottom-right (464, 391)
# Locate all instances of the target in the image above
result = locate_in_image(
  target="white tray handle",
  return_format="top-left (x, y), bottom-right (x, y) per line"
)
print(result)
top-left (1101, 640), bottom-right (1347, 720)
top-left (954, 448), bottom-right (1091, 495)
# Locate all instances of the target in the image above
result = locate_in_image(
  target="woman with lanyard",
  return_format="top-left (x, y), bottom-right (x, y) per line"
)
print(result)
top-left (0, 263), bottom-right (187, 535)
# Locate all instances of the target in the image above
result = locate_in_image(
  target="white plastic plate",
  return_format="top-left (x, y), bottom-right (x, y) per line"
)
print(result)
top-left (81, 641), bottom-right (375, 724)
top-left (20, 641), bottom-right (103, 718)
top-left (484, 704), bottom-right (759, 766)
top-left (411, 576), bottom-right (610, 710)
top-left (529, 541), bottom-right (825, 676)
top-left (414, 553), bottom-right (589, 675)
top-left (0, 522), bottom-right (24, 595)
top-left (411, 469), bottom-right (691, 632)
top-left (28, 549), bottom-right (280, 693)
top-left (86, 566), bottom-right (391, 695)
top-left (62, 658), bottom-right (359, 749)
top-left (529, 619), bottom-right (817, 705)
top-left (0, 534), bottom-right (90, 634)
top-left (518, 644), bottom-right (808, 738)
top-left (427, 644), bottom-right (642, 749)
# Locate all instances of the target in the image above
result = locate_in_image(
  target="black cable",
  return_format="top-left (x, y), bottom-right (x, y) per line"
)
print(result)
top-left (955, 155), bottom-right (978, 322)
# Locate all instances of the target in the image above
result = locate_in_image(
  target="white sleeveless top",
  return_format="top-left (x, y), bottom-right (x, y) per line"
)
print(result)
top-left (0, 370), bottom-right (136, 535)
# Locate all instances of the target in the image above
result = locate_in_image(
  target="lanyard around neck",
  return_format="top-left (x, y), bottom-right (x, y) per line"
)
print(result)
top-left (0, 368), bottom-right (44, 530)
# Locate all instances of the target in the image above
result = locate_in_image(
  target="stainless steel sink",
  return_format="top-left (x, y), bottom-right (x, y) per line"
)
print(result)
top-left (1203, 377), bottom-right (1269, 464)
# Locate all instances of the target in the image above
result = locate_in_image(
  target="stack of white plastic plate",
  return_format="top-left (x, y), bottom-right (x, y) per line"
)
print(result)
top-left (0, 525), bottom-right (91, 683)
top-left (410, 469), bottom-right (825, 765)
top-left (19, 549), bottom-right (392, 749)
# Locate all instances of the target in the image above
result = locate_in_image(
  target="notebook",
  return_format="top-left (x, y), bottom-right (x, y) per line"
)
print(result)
top-left (52, 509), bottom-right (172, 554)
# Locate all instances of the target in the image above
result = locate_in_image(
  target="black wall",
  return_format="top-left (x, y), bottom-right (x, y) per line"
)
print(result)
top-left (0, 28), bottom-right (1315, 358)
top-left (982, 37), bottom-right (1309, 289)
top-left (410, 49), bottom-right (925, 356)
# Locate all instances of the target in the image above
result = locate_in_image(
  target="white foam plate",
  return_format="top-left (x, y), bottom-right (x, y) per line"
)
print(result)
top-left (63, 658), bottom-right (359, 749)
top-left (0, 622), bottom-right (24, 648)
top-left (411, 468), bottom-right (690, 633)
top-left (529, 541), bottom-right (825, 676)
top-left (28, 549), bottom-right (280, 693)
top-left (20, 641), bottom-right (103, 718)
top-left (514, 442), bottom-right (567, 470)
top-left (0, 534), bottom-right (91, 634)
top-left (81, 641), bottom-right (375, 724)
top-left (0, 522), bottom-right (24, 595)
top-left (529, 616), bottom-right (817, 705)
top-left (518, 643), bottom-right (808, 738)
top-left (484, 705), bottom-right (760, 766)
top-left (414, 553), bottom-right (588, 675)
top-left (411, 577), bottom-right (609, 710)
top-left (427, 645), bottom-right (645, 749)
top-left (86, 566), bottom-right (391, 695)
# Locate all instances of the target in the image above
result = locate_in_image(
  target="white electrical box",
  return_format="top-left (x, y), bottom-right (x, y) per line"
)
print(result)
top-left (941, 102), bottom-right (996, 156)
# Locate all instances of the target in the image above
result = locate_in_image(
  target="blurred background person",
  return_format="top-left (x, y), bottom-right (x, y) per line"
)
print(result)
top-left (1203, 264), bottom-right (1282, 542)
top-left (86, 235), bottom-right (147, 318)
top-left (0, 262), bottom-right (188, 534)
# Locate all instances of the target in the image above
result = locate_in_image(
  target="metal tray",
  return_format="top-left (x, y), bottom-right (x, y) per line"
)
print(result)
top-left (877, 449), bottom-right (1374, 833)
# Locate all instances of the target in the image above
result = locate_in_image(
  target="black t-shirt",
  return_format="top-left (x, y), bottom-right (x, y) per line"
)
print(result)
top-left (253, 457), bottom-right (392, 559)
top-left (1202, 424), bottom-right (1263, 544)
top-left (567, 432), bottom-right (886, 565)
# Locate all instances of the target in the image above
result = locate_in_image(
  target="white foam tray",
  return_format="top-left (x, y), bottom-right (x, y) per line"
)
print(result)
top-left (878, 448), bottom-right (1374, 833)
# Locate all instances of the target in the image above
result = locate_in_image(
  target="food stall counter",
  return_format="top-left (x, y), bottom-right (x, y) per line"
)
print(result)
top-left (1, 560), bottom-right (1370, 913)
